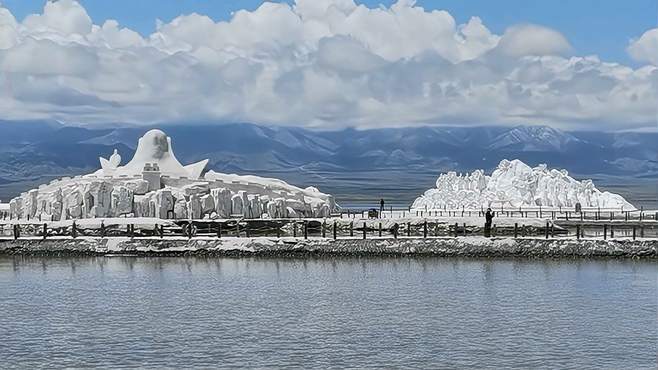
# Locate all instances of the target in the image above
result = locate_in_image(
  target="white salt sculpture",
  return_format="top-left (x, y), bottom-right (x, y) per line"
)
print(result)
top-left (412, 159), bottom-right (636, 210)
top-left (9, 129), bottom-right (337, 220)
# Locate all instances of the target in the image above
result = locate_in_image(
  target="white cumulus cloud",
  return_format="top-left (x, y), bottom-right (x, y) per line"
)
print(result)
top-left (0, 0), bottom-right (654, 131)
top-left (495, 24), bottom-right (571, 58)
top-left (628, 28), bottom-right (658, 66)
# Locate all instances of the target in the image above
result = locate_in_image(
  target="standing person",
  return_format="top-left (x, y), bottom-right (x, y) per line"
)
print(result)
top-left (484, 208), bottom-right (495, 237)
top-left (379, 198), bottom-right (385, 215)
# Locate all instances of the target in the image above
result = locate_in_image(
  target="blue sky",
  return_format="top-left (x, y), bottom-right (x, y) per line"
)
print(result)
top-left (1, 0), bottom-right (656, 65)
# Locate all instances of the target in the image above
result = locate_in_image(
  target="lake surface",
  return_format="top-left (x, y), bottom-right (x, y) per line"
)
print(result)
top-left (1, 256), bottom-right (656, 369)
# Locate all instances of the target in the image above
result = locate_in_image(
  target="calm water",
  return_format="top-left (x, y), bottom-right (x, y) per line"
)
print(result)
top-left (0, 256), bottom-right (656, 369)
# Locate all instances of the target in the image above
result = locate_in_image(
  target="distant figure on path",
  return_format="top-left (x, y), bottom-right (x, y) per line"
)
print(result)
top-left (484, 208), bottom-right (495, 237)
top-left (380, 198), bottom-right (385, 215)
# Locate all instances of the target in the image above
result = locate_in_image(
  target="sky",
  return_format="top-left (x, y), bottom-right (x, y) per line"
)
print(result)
top-left (0, 0), bottom-right (656, 131)
top-left (2, 0), bottom-right (655, 65)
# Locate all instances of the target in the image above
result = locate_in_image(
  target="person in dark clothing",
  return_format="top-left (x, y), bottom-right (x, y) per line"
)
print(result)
top-left (484, 208), bottom-right (495, 237)
top-left (379, 198), bottom-right (385, 215)
top-left (391, 222), bottom-right (399, 238)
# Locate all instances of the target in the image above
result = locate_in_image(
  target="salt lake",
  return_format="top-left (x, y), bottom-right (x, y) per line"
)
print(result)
top-left (0, 256), bottom-right (655, 368)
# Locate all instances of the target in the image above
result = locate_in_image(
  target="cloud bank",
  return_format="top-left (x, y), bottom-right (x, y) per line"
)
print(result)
top-left (0, 0), bottom-right (655, 130)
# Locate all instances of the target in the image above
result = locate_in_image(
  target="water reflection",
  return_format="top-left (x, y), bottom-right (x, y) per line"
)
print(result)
top-left (0, 256), bottom-right (656, 369)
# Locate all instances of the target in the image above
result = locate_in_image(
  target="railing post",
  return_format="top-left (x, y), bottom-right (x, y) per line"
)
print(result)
top-left (610, 225), bottom-right (614, 238)
top-left (333, 221), bottom-right (337, 240)
top-left (514, 223), bottom-right (518, 238)
top-left (350, 221), bottom-right (353, 237)
top-left (632, 226), bottom-right (636, 240)
top-left (545, 221), bottom-right (549, 239)
top-left (362, 222), bottom-right (366, 240)
top-left (304, 220), bottom-right (308, 240)
top-left (603, 224), bottom-right (607, 240)
top-left (423, 220), bottom-right (427, 238)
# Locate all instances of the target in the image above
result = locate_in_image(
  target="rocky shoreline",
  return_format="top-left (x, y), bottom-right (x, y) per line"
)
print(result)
top-left (0, 237), bottom-right (656, 258)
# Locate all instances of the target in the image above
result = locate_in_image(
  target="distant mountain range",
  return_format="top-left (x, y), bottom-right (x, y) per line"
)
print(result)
top-left (0, 121), bottom-right (656, 205)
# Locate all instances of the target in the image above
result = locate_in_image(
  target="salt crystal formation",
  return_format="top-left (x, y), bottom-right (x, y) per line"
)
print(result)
top-left (9, 129), bottom-right (337, 220)
top-left (412, 159), bottom-right (636, 210)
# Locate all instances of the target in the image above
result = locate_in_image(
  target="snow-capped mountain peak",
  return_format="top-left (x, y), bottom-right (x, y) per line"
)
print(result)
top-left (488, 125), bottom-right (582, 152)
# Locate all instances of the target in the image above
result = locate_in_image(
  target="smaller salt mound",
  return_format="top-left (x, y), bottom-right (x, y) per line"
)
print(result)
top-left (412, 159), bottom-right (636, 210)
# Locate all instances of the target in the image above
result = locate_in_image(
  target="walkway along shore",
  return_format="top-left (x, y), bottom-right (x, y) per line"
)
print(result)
top-left (1, 213), bottom-right (656, 258)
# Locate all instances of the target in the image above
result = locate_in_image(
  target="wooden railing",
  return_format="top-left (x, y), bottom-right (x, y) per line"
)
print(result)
top-left (1, 218), bottom-right (656, 241)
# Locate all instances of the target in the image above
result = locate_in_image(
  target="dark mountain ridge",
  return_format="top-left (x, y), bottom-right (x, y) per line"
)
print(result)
top-left (0, 121), bottom-right (656, 205)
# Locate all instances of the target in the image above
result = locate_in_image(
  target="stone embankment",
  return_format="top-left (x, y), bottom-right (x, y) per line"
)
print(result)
top-left (0, 237), bottom-right (656, 258)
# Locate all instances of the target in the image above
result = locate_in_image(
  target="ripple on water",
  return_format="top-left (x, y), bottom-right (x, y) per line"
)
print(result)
top-left (0, 256), bottom-right (656, 369)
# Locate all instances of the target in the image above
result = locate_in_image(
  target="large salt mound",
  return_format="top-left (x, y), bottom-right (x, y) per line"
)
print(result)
top-left (8, 129), bottom-right (338, 221)
top-left (412, 159), bottom-right (636, 210)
